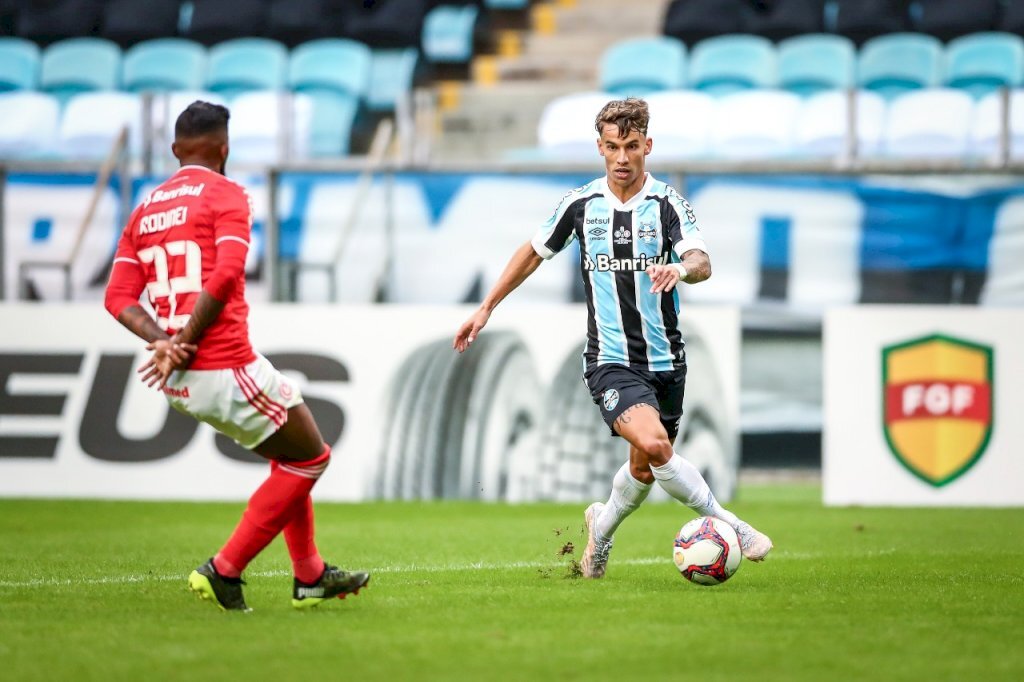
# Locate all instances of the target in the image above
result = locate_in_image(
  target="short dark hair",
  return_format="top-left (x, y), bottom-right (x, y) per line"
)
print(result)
top-left (174, 101), bottom-right (230, 139)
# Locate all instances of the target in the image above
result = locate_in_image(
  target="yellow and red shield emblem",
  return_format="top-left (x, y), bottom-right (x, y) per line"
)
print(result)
top-left (882, 334), bottom-right (993, 487)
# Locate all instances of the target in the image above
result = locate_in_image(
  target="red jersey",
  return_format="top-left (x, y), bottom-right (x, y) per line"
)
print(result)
top-left (107, 165), bottom-right (256, 369)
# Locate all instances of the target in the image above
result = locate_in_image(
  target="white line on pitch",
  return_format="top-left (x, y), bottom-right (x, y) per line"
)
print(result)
top-left (0, 551), bottom-right (830, 589)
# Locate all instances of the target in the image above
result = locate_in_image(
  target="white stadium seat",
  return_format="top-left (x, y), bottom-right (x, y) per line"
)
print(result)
top-left (0, 91), bottom-right (60, 159)
top-left (537, 91), bottom-right (617, 159)
top-left (793, 89), bottom-right (887, 158)
top-left (882, 88), bottom-right (975, 158)
top-left (227, 90), bottom-right (314, 164)
top-left (710, 89), bottom-right (802, 159)
top-left (59, 91), bottom-right (144, 160)
top-left (645, 90), bottom-right (717, 160)
top-left (969, 88), bottom-right (1024, 161)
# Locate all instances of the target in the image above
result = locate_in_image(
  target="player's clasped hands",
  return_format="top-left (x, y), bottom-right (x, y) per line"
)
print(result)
top-left (138, 337), bottom-right (198, 389)
top-left (646, 264), bottom-right (682, 294)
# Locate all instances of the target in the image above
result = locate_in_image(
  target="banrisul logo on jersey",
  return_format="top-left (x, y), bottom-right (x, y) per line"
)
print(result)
top-left (882, 334), bottom-right (994, 487)
top-left (583, 253), bottom-right (668, 272)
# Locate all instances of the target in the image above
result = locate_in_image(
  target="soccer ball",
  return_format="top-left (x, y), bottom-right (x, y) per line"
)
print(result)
top-left (673, 516), bottom-right (742, 585)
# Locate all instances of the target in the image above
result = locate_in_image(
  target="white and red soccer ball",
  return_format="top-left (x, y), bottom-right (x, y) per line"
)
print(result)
top-left (673, 516), bottom-right (742, 585)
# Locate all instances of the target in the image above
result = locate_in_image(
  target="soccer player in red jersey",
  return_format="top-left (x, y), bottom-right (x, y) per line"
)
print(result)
top-left (103, 101), bottom-right (368, 611)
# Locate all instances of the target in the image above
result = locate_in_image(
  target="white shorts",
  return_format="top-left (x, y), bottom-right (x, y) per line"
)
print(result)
top-left (162, 353), bottom-right (304, 449)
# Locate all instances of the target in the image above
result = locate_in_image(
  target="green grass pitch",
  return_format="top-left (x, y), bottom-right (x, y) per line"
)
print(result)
top-left (1, 484), bottom-right (1022, 681)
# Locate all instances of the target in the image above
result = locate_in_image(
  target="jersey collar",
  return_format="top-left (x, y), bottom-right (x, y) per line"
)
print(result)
top-left (601, 172), bottom-right (654, 212)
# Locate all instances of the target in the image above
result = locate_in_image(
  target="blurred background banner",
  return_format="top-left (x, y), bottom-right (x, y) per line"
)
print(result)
top-left (824, 306), bottom-right (1024, 506)
top-left (5, 171), bottom-right (1024, 306)
top-left (0, 303), bottom-right (741, 502)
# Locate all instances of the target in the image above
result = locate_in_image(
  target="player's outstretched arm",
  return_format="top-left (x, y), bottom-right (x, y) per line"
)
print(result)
top-left (646, 249), bottom-right (712, 293)
top-left (453, 240), bottom-right (544, 353)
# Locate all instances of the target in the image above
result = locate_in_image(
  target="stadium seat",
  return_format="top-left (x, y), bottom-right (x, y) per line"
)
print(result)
top-left (484, 0), bottom-right (528, 8)
top-left (289, 39), bottom-right (372, 100)
top-left (306, 92), bottom-right (359, 156)
top-left (366, 48), bottom-right (419, 112)
top-left (689, 35), bottom-right (777, 96)
top-left (40, 37), bottom-right (121, 102)
top-left (792, 89), bottom-right (887, 157)
top-left (1, 0), bottom-right (16, 37)
top-left (0, 36), bottom-right (39, 91)
top-left (288, 38), bottom-right (369, 157)
top-left (882, 88), bottom-right (975, 158)
top-left (645, 90), bottom-right (716, 159)
top-left (100, 0), bottom-right (182, 48)
top-left (600, 37), bottom-right (687, 97)
top-left (741, 0), bottom-right (825, 42)
top-left (227, 90), bottom-right (314, 163)
top-left (944, 33), bottom-right (1024, 100)
top-left (537, 91), bottom-right (617, 159)
top-left (59, 91), bottom-right (143, 159)
top-left (710, 89), bottom-right (801, 158)
top-left (122, 39), bottom-right (206, 93)
top-left (858, 33), bottom-right (943, 100)
top-left (422, 4), bottom-right (479, 64)
top-left (662, 0), bottom-right (745, 47)
top-left (185, 0), bottom-right (268, 46)
top-left (345, 0), bottom-right (427, 48)
top-left (778, 34), bottom-right (855, 96)
top-left (830, 0), bottom-right (907, 46)
top-left (910, 0), bottom-right (999, 43)
top-left (14, 0), bottom-right (103, 46)
top-left (206, 38), bottom-right (288, 99)
top-left (0, 91), bottom-right (60, 158)
top-left (969, 89), bottom-right (1024, 160)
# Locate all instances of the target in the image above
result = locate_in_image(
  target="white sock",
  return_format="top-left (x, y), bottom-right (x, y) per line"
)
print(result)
top-left (594, 462), bottom-right (652, 541)
top-left (650, 453), bottom-right (741, 530)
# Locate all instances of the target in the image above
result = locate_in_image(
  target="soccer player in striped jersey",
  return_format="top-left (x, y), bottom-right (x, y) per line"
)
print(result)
top-left (104, 101), bottom-right (368, 610)
top-left (454, 97), bottom-right (772, 577)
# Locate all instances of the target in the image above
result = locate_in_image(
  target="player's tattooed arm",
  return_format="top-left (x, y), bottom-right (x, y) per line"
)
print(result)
top-left (173, 290), bottom-right (225, 346)
top-left (117, 305), bottom-right (171, 344)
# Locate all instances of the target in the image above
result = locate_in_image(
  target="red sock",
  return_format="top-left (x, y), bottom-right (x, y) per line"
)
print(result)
top-left (214, 446), bottom-right (331, 578)
top-left (284, 496), bottom-right (325, 584)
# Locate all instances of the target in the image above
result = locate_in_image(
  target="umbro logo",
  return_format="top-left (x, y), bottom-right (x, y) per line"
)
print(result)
top-left (589, 228), bottom-right (607, 237)
top-left (614, 226), bottom-right (631, 245)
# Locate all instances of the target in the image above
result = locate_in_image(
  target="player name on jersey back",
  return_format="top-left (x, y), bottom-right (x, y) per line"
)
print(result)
top-left (139, 206), bottom-right (189, 235)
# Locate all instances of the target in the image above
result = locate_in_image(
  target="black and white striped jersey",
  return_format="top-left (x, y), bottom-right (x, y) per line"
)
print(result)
top-left (531, 173), bottom-right (708, 372)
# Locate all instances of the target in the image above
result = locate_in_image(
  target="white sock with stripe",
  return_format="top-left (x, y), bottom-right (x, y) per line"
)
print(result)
top-left (594, 462), bottom-right (653, 542)
top-left (650, 453), bottom-right (740, 530)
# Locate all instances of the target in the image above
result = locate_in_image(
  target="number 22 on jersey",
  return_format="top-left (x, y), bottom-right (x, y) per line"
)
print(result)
top-left (137, 240), bottom-right (202, 331)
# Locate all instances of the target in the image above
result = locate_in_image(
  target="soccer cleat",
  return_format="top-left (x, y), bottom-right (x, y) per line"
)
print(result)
top-left (735, 522), bottom-right (773, 562)
top-left (188, 559), bottom-right (251, 612)
top-left (291, 564), bottom-right (371, 609)
top-left (580, 502), bottom-right (614, 579)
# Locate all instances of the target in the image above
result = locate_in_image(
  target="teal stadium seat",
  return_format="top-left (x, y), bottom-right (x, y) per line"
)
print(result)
top-left (944, 32), bottom-right (1024, 100)
top-left (778, 34), bottom-right (856, 97)
top-left (422, 4), bottom-right (479, 64)
top-left (484, 0), bottom-right (528, 8)
top-left (600, 37), bottom-right (686, 97)
top-left (0, 38), bottom-right (40, 91)
top-left (123, 39), bottom-right (207, 93)
top-left (858, 33), bottom-right (943, 100)
top-left (40, 38), bottom-right (121, 103)
top-left (688, 35), bottom-right (777, 96)
top-left (206, 38), bottom-right (288, 100)
top-left (289, 39), bottom-right (372, 157)
top-left (366, 48), bottom-right (419, 112)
